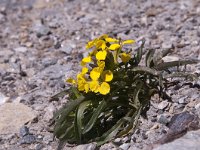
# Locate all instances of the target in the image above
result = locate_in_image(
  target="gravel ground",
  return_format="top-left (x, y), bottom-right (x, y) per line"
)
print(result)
top-left (0, 0), bottom-right (200, 150)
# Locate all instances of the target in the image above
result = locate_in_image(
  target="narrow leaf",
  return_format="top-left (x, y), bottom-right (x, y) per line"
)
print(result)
top-left (82, 100), bottom-right (107, 134)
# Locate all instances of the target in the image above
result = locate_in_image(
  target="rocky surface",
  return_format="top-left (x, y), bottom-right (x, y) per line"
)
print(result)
top-left (0, 0), bottom-right (200, 149)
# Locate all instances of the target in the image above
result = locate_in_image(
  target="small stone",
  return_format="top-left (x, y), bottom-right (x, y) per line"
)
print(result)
top-left (157, 101), bottom-right (169, 110)
top-left (114, 138), bottom-right (121, 143)
top-left (178, 96), bottom-right (188, 104)
top-left (72, 143), bottom-right (96, 150)
top-left (157, 114), bottom-right (169, 125)
top-left (0, 93), bottom-right (9, 105)
top-left (119, 143), bottom-right (131, 150)
top-left (14, 47), bottom-right (28, 53)
top-left (195, 103), bottom-right (200, 110)
top-left (122, 136), bottom-right (130, 143)
top-left (19, 134), bottom-right (36, 144)
top-left (33, 24), bottom-right (51, 38)
top-left (35, 144), bottom-right (44, 150)
top-left (162, 56), bottom-right (179, 62)
top-left (19, 126), bottom-right (29, 137)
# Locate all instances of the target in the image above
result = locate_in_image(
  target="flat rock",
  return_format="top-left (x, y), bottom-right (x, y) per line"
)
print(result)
top-left (0, 103), bottom-right (36, 134)
top-left (154, 129), bottom-right (200, 150)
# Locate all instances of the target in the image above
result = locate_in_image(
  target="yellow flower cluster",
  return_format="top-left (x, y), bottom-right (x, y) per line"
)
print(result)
top-left (67, 34), bottom-right (135, 95)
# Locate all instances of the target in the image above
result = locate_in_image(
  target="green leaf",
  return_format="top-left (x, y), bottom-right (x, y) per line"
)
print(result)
top-left (145, 49), bottom-right (155, 67)
top-left (50, 90), bottom-right (69, 101)
top-left (117, 107), bottom-right (142, 137)
top-left (132, 66), bottom-right (160, 76)
top-left (75, 100), bottom-right (91, 143)
top-left (53, 96), bottom-right (85, 138)
top-left (164, 72), bottom-right (199, 81)
top-left (156, 60), bottom-right (198, 70)
top-left (136, 39), bottom-right (145, 65)
top-left (82, 99), bottom-right (107, 134)
top-left (96, 117), bottom-right (125, 146)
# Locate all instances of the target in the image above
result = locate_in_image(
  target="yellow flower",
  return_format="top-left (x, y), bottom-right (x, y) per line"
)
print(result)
top-left (90, 67), bottom-right (101, 81)
top-left (81, 67), bottom-right (88, 74)
top-left (105, 38), bottom-right (119, 43)
top-left (84, 83), bottom-right (90, 93)
top-left (109, 44), bottom-right (121, 50)
top-left (66, 78), bottom-right (76, 84)
top-left (97, 61), bottom-right (105, 72)
top-left (81, 56), bottom-right (92, 66)
top-left (77, 75), bottom-right (87, 91)
top-left (96, 50), bottom-right (107, 61)
top-left (98, 82), bottom-right (110, 95)
top-left (122, 40), bottom-right (135, 45)
top-left (102, 70), bottom-right (113, 82)
top-left (86, 39), bottom-right (97, 49)
top-left (89, 80), bottom-right (99, 93)
top-left (120, 53), bottom-right (131, 63)
top-left (96, 40), bottom-right (106, 50)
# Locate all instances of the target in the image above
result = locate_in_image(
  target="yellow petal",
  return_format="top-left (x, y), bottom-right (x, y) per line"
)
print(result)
top-left (109, 44), bottom-right (120, 50)
top-left (90, 67), bottom-right (101, 81)
top-left (97, 61), bottom-right (105, 72)
top-left (81, 67), bottom-right (88, 74)
top-left (102, 70), bottom-right (113, 82)
top-left (81, 56), bottom-right (92, 66)
top-left (96, 40), bottom-right (106, 50)
top-left (89, 80), bottom-right (99, 92)
top-left (66, 78), bottom-right (76, 84)
top-left (86, 39), bottom-right (97, 49)
top-left (84, 83), bottom-right (90, 93)
top-left (96, 50), bottom-right (107, 60)
top-left (98, 82), bottom-right (110, 95)
top-left (105, 38), bottom-right (119, 43)
top-left (122, 40), bottom-right (135, 45)
top-left (120, 53), bottom-right (131, 63)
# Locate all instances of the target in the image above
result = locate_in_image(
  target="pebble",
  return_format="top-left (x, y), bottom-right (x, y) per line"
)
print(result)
top-left (0, 93), bottom-right (9, 105)
top-left (33, 24), bottom-right (51, 38)
top-left (14, 47), bottom-right (28, 53)
top-left (35, 144), bottom-right (44, 150)
top-left (72, 143), bottom-right (96, 150)
top-left (178, 96), bottom-right (188, 104)
top-left (19, 134), bottom-right (36, 144)
top-left (19, 126), bottom-right (29, 137)
top-left (119, 143), bottom-right (131, 150)
top-left (157, 101), bottom-right (169, 110)
top-left (157, 114), bottom-right (169, 125)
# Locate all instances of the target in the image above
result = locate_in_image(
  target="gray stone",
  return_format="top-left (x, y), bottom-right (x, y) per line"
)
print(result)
top-left (14, 47), bottom-right (28, 53)
top-left (154, 129), bottom-right (200, 150)
top-left (72, 143), bottom-right (96, 150)
top-left (33, 24), bottom-right (51, 37)
top-left (0, 103), bottom-right (36, 134)
top-left (35, 144), bottom-right (44, 150)
top-left (19, 134), bottom-right (36, 144)
top-left (0, 93), bottom-right (8, 105)
top-left (119, 143), bottom-right (131, 150)
top-left (157, 114), bottom-right (169, 125)
top-left (157, 101), bottom-right (169, 110)
top-left (178, 96), bottom-right (188, 104)
top-left (19, 126), bottom-right (29, 137)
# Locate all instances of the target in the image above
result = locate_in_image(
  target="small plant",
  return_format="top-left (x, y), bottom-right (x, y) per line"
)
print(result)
top-left (51, 34), bottom-right (198, 148)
